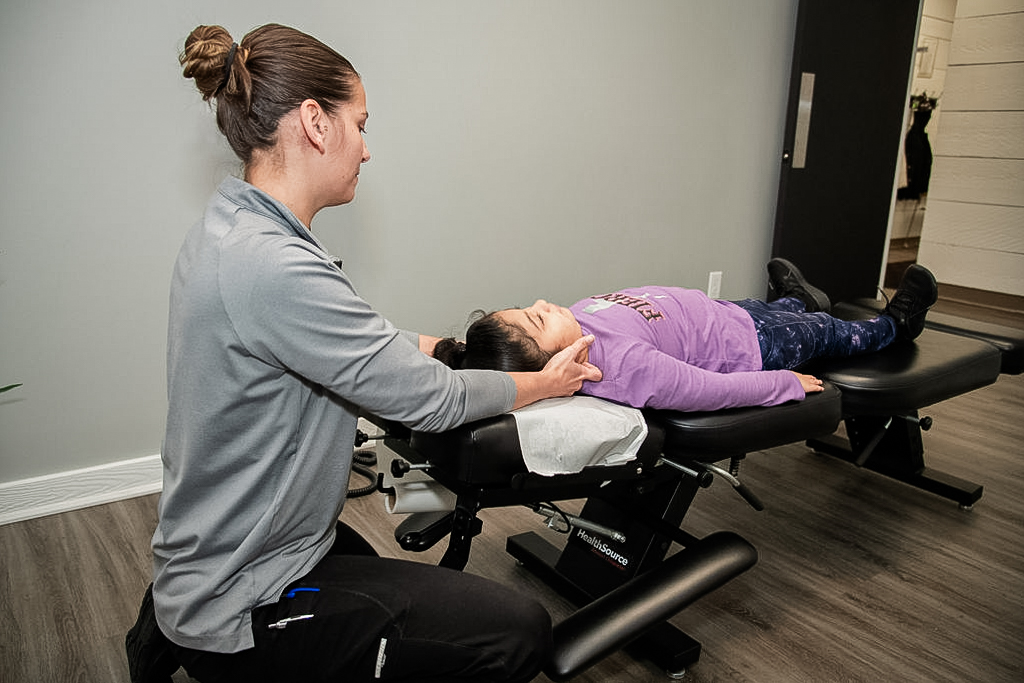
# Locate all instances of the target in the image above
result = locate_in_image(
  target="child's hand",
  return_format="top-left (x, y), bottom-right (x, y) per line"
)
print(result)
top-left (792, 371), bottom-right (824, 394)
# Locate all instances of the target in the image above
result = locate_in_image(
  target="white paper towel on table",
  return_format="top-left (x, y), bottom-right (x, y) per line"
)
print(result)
top-left (379, 396), bottom-right (648, 514)
top-left (512, 396), bottom-right (648, 476)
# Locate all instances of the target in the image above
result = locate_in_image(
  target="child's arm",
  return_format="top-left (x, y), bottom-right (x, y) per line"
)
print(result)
top-left (583, 344), bottom-right (807, 412)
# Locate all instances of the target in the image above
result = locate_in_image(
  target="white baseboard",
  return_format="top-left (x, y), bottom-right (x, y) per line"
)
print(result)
top-left (0, 454), bottom-right (163, 526)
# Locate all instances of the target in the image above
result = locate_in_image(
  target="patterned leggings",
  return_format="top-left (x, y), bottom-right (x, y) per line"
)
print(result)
top-left (733, 297), bottom-right (897, 371)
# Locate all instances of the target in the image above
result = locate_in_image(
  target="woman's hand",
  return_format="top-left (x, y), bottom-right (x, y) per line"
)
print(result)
top-left (418, 334), bottom-right (442, 355)
top-left (544, 335), bottom-right (602, 392)
top-left (509, 335), bottom-right (602, 409)
top-left (792, 371), bottom-right (824, 394)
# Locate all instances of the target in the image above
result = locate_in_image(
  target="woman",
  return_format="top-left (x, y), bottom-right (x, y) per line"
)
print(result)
top-left (434, 260), bottom-right (938, 413)
top-left (126, 24), bottom-right (599, 683)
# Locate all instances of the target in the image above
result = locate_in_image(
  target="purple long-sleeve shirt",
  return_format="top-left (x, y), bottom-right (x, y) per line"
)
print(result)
top-left (572, 287), bottom-right (805, 412)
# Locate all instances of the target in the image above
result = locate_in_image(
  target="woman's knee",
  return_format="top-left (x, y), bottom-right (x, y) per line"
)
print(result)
top-left (497, 598), bottom-right (553, 682)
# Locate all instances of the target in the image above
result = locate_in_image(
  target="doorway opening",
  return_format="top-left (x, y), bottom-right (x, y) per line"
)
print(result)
top-left (886, 0), bottom-right (953, 289)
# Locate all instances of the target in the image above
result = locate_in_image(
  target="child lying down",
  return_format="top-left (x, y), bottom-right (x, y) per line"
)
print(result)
top-left (433, 259), bottom-right (938, 413)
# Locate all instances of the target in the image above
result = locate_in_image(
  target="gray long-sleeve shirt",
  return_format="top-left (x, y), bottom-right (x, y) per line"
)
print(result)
top-left (153, 176), bottom-right (515, 652)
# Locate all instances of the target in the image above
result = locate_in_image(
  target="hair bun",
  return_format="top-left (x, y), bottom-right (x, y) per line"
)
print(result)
top-left (180, 25), bottom-right (239, 101)
top-left (433, 338), bottom-right (468, 370)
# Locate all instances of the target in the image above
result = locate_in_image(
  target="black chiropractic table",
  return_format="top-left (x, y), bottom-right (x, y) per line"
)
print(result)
top-left (370, 308), bottom-right (1021, 680)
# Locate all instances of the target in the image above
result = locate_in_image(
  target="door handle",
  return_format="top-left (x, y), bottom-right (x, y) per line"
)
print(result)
top-left (792, 72), bottom-right (815, 168)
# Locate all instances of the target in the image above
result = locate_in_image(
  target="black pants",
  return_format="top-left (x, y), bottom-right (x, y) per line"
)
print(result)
top-left (131, 524), bottom-right (552, 683)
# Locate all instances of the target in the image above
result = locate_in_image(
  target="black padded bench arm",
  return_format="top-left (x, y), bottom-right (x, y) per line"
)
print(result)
top-left (545, 531), bottom-right (758, 681)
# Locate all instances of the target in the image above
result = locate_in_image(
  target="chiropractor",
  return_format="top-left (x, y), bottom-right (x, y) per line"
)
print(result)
top-left (126, 23), bottom-right (599, 683)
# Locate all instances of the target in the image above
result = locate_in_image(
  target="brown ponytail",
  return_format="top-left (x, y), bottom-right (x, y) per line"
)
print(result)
top-left (179, 23), bottom-right (360, 166)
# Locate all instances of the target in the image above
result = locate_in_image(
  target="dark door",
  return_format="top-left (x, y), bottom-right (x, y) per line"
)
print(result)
top-left (772, 0), bottom-right (921, 303)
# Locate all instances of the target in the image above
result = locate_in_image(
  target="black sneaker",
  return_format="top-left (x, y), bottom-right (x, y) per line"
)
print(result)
top-left (766, 258), bottom-right (831, 313)
top-left (884, 264), bottom-right (938, 341)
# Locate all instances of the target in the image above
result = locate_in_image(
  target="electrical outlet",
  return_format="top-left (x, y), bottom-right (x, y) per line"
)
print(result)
top-left (707, 271), bottom-right (722, 299)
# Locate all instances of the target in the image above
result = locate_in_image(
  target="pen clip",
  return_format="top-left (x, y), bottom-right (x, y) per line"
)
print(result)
top-left (268, 614), bottom-right (314, 630)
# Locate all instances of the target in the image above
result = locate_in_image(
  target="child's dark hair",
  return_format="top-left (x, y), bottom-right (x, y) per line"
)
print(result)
top-left (433, 311), bottom-right (552, 372)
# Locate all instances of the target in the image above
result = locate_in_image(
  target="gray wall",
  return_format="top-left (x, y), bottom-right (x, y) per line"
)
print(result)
top-left (0, 0), bottom-right (798, 483)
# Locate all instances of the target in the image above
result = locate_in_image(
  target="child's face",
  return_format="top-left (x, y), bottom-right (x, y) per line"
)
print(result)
top-left (496, 300), bottom-right (583, 355)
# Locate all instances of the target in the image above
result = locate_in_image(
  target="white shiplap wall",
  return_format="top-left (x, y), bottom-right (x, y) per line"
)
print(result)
top-left (917, 0), bottom-right (1024, 296)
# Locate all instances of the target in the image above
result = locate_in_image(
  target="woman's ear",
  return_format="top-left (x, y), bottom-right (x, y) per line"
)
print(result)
top-left (298, 98), bottom-right (328, 153)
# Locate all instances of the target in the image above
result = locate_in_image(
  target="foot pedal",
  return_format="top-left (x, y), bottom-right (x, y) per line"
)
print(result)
top-left (394, 510), bottom-right (461, 552)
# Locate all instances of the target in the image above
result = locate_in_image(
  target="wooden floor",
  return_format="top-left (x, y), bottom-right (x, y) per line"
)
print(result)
top-left (3, 350), bottom-right (1023, 681)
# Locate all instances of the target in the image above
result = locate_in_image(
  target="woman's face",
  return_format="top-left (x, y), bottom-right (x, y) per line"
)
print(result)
top-left (327, 80), bottom-right (371, 205)
top-left (496, 300), bottom-right (582, 355)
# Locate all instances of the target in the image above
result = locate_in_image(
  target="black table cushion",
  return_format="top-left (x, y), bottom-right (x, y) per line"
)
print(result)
top-left (807, 327), bottom-right (1001, 415)
top-left (843, 299), bottom-right (1024, 375)
top-left (647, 382), bottom-right (842, 458)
